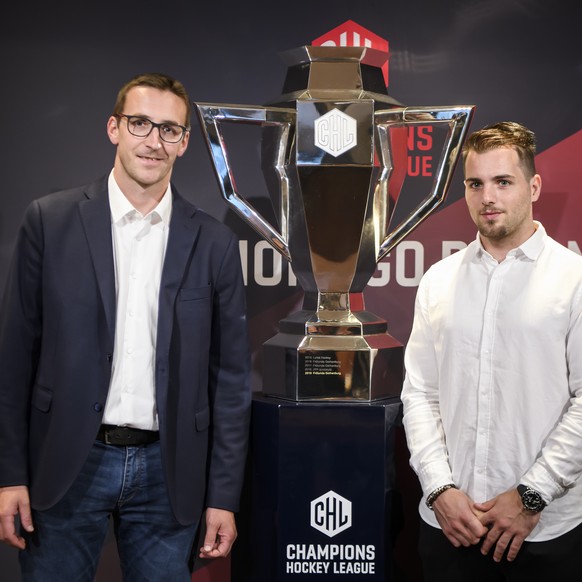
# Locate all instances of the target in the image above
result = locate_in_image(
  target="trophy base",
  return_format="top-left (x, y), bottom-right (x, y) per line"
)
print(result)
top-left (262, 312), bottom-right (403, 401)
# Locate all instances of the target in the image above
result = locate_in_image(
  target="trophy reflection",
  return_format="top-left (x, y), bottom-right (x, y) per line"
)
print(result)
top-left (196, 45), bottom-right (474, 401)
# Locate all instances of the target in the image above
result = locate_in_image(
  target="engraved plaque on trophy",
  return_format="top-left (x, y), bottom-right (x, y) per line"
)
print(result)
top-left (196, 45), bottom-right (474, 401)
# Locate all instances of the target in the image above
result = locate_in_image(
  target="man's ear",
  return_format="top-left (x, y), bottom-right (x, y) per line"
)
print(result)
top-left (531, 173), bottom-right (542, 202)
top-left (107, 116), bottom-right (120, 145)
top-left (176, 131), bottom-right (190, 158)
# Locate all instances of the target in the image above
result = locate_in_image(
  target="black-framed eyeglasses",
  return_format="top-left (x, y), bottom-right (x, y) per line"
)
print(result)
top-left (115, 114), bottom-right (189, 143)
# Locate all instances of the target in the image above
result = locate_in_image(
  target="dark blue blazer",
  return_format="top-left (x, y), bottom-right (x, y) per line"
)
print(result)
top-left (0, 175), bottom-right (251, 525)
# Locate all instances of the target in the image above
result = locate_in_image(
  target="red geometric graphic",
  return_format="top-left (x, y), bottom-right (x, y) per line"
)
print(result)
top-left (313, 20), bottom-right (390, 85)
top-left (533, 129), bottom-right (582, 252)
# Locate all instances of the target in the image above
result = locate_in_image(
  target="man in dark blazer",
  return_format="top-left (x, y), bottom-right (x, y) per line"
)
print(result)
top-left (0, 73), bottom-right (251, 581)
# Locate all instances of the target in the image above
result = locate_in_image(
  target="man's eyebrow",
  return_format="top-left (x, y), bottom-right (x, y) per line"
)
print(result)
top-left (126, 114), bottom-right (183, 125)
top-left (465, 174), bottom-right (515, 182)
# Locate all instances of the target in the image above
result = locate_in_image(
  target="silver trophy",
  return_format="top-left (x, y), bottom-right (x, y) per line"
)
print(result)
top-left (196, 45), bottom-right (474, 401)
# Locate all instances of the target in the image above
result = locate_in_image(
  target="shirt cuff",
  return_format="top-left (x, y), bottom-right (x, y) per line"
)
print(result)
top-left (522, 464), bottom-right (568, 504)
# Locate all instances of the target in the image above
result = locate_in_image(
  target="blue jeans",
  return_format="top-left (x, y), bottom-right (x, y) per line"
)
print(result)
top-left (20, 440), bottom-right (199, 582)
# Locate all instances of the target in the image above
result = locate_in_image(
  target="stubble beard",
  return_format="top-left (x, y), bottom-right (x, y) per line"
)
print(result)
top-left (477, 219), bottom-right (509, 242)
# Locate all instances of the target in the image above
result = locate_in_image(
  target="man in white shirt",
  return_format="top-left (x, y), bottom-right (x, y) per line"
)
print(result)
top-left (0, 73), bottom-right (251, 581)
top-left (401, 121), bottom-right (582, 580)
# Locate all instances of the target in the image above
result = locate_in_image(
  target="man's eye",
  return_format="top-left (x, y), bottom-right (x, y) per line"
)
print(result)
top-left (162, 125), bottom-right (179, 135)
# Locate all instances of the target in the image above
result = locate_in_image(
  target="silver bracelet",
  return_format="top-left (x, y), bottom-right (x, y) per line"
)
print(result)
top-left (425, 483), bottom-right (457, 510)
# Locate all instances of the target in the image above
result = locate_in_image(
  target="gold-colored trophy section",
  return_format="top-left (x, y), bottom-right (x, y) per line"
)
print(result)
top-left (196, 45), bottom-right (474, 401)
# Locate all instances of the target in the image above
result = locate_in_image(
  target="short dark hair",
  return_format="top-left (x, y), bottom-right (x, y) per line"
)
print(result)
top-left (112, 72), bottom-right (192, 129)
top-left (462, 121), bottom-right (537, 178)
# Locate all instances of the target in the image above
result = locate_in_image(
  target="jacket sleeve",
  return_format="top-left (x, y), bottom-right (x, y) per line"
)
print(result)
top-left (205, 232), bottom-right (251, 512)
top-left (0, 200), bottom-right (44, 486)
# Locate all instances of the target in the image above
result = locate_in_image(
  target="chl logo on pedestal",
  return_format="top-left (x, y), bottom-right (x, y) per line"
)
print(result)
top-left (284, 490), bottom-right (376, 575)
top-left (310, 490), bottom-right (352, 537)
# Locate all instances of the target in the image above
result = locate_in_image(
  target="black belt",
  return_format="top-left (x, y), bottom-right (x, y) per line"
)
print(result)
top-left (96, 424), bottom-right (160, 446)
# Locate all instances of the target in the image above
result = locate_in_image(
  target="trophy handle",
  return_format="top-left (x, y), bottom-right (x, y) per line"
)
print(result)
top-left (195, 103), bottom-right (296, 262)
top-left (374, 105), bottom-right (475, 262)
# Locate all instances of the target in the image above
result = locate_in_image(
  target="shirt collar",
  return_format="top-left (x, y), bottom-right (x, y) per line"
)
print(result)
top-left (107, 170), bottom-right (172, 226)
top-left (474, 221), bottom-right (546, 262)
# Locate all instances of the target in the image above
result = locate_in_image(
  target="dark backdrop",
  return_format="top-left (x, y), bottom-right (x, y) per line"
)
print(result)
top-left (1, 1), bottom-right (580, 580)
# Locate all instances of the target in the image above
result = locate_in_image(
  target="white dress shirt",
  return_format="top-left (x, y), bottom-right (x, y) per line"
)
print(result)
top-left (401, 222), bottom-right (582, 541)
top-left (102, 171), bottom-right (171, 431)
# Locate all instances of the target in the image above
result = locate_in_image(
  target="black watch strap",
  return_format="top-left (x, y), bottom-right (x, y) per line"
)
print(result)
top-left (517, 484), bottom-right (546, 513)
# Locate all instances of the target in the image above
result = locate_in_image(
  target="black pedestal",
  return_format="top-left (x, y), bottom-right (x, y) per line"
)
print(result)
top-left (232, 393), bottom-right (402, 581)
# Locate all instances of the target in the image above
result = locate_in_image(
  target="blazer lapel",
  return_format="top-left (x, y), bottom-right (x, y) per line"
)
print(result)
top-left (78, 178), bottom-right (116, 343)
top-left (156, 191), bottom-right (202, 354)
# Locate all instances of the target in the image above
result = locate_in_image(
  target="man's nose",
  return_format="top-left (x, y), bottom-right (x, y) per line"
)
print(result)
top-left (145, 126), bottom-right (163, 148)
top-left (481, 184), bottom-right (496, 204)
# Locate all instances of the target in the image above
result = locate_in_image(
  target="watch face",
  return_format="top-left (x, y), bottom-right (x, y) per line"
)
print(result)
top-left (521, 488), bottom-right (545, 512)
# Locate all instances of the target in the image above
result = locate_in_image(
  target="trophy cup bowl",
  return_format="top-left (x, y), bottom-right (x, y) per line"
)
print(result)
top-left (196, 45), bottom-right (474, 401)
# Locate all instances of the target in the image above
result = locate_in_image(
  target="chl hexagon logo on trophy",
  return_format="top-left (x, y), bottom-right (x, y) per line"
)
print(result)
top-left (314, 109), bottom-right (358, 157)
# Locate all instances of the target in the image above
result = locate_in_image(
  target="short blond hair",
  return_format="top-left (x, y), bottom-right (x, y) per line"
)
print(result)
top-left (462, 121), bottom-right (537, 178)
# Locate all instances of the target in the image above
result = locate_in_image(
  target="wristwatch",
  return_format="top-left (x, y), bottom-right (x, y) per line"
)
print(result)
top-left (517, 484), bottom-right (546, 513)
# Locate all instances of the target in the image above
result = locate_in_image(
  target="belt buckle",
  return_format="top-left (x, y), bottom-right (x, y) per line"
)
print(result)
top-left (103, 427), bottom-right (115, 445)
